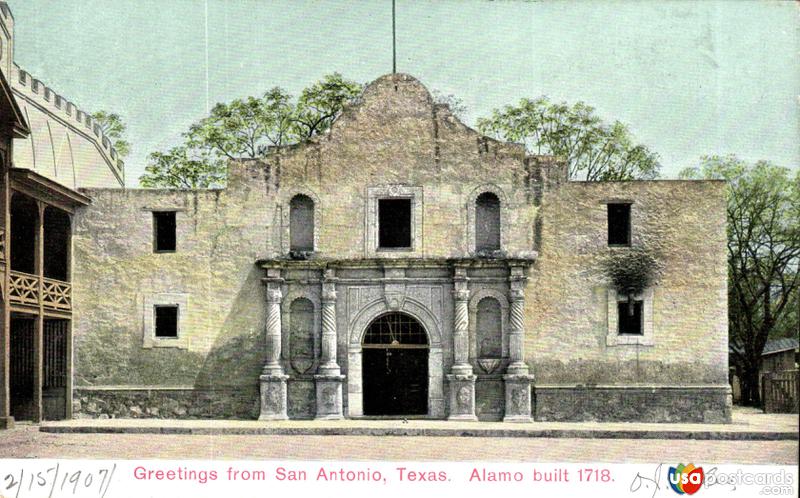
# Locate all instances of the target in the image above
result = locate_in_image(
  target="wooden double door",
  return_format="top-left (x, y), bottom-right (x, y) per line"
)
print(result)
top-left (361, 312), bottom-right (429, 416)
top-left (10, 317), bottom-right (68, 421)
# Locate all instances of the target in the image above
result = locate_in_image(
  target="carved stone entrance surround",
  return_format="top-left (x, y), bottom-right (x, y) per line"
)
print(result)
top-left (257, 257), bottom-right (535, 421)
top-left (346, 269), bottom-right (446, 418)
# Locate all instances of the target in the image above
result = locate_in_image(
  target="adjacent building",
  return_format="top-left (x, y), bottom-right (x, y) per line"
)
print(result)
top-left (0, 1), bottom-right (124, 428)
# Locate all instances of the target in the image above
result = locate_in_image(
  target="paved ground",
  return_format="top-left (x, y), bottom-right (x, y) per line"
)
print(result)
top-left (37, 407), bottom-right (799, 440)
top-left (0, 408), bottom-right (796, 463)
top-left (0, 424), bottom-right (797, 463)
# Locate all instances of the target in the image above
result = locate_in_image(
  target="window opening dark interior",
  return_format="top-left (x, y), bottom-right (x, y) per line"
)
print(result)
top-left (378, 198), bottom-right (411, 249)
top-left (154, 305), bottom-right (178, 338)
top-left (153, 211), bottom-right (176, 252)
top-left (43, 208), bottom-right (71, 281)
top-left (289, 194), bottom-right (315, 252)
top-left (10, 194), bottom-right (37, 274)
top-left (617, 300), bottom-right (643, 335)
top-left (608, 203), bottom-right (631, 246)
top-left (476, 192), bottom-right (501, 252)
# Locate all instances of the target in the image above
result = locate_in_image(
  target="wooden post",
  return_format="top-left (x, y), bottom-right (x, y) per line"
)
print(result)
top-left (65, 318), bottom-right (73, 419)
top-left (0, 162), bottom-right (11, 429)
top-left (762, 373), bottom-right (772, 414)
top-left (65, 214), bottom-right (73, 419)
top-left (33, 202), bottom-right (44, 423)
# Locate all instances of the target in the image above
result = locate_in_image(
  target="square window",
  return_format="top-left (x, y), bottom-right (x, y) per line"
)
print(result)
top-left (617, 300), bottom-right (643, 335)
top-left (154, 305), bottom-right (178, 338)
top-left (607, 203), bottom-right (631, 246)
top-left (378, 198), bottom-right (411, 249)
top-left (153, 211), bottom-right (176, 252)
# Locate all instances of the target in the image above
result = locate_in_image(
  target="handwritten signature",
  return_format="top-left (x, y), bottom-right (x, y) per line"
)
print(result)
top-left (629, 463), bottom-right (663, 498)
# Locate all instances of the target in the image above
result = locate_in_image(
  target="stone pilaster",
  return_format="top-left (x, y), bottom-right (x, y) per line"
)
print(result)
top-left (318, 269), bottom-right (341, 376)
top-left (259, 269), bottom-right (288, 420)
top-left (506, 266), bottom-right (529, 376)
top-left (448, 266), bottom-right (476, 420)
top-left (314, 376), bottom-right (345, 420)
top-left (259, 374), bottom-right (288, 421)
top-left (262, 286), bottom-right (284, 376)
top-left (504, 264), bottom-right (533, 422)
top-left (315, 268), bottom-right (344, 419)
top-left (451, 266), bottom-right (472, 375)
top-left (503, 375), bottom-right (532, 423)
top-left (447, 374), bottom-right (477, 421)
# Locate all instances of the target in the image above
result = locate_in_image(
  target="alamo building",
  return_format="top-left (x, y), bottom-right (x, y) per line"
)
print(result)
top-left (0, 2), bottom-right (731, 427)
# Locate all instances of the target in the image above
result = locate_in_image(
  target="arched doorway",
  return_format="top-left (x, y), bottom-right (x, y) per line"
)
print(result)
top-left (362, 312), bottom-right (429, 416)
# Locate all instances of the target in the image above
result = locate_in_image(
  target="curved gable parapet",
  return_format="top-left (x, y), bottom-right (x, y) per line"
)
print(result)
top-left (269, 73), bottom-right (534, 188)
top-left (357, 73), bottom-right (436, 116)
top-left (336, 73), bottom-right (526, 156)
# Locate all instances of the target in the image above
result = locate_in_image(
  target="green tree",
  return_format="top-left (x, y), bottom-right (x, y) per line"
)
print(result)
top-left (680, 155), bottom-right (800, 407)
top-left (91, 111), bottom-right (130, 158)
top-left (140, 73), bottom-right (362, 188)
top-left (185, 87), bottom-right (295, 160)
top-left (292, 73), bottom-right (363, 140)
top-left (477, 97), bottom-right (660, 181)
top-left (139, 146), bottom-right (225, 189)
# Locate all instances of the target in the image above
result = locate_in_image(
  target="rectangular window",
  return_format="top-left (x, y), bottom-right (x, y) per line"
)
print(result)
top-left (617, 300), bottom-right (643, 335)
top-left (607, 203), bottom-right (631, 246)
top-left (154, 305), bottom-right (178, 338)
top-left (153, 211), bottom-right (176, 252)
top-left (378, 198), bottom-right (412, 249)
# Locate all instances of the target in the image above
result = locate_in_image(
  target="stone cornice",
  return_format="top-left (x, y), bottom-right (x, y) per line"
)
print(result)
top-left (256, 255), bottom-right (537, 271)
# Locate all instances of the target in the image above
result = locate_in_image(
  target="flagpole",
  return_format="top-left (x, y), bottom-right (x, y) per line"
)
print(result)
top-left (392, 0), bottom-right (396, 74)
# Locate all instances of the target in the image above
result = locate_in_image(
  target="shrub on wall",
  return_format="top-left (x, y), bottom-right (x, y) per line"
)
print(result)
top-left (601, 247), bottom-right (662, 315)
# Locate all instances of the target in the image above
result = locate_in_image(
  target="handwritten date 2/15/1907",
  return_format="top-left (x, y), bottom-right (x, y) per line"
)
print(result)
top-left (3, 463), bottom-right (116, 498)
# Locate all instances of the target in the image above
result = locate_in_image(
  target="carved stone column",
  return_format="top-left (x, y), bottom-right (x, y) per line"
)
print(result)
top-left (315, 268), bottom-right (344, 420)
top-left (447, 266), bottom-right (477, 421)
top-left (506, 293), bottom-right (527, 375)
top-left (259, 268), bottom-right (288, 421)
top-left (504, 264), bottom-right (533, 422)
top-left (452, 268), bottom-right (472, 375)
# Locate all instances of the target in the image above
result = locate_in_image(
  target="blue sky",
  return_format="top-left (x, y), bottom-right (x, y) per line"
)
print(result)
top-left (8, 0), bottom-right (799, 185)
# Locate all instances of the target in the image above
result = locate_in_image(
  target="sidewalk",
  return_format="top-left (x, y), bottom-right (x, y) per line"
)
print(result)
top-left (40, 407), bottom-right (799, 441)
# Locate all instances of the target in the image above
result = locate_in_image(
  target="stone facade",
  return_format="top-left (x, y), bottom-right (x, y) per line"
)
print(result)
top-left (71, 73), bottom-right (731, 423)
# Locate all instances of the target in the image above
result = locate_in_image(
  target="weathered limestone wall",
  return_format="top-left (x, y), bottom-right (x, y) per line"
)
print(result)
top-left (71, 183), bottom-right (272, 416)
top-left (244, 73), bottom-right (544, 260)
top-left (529, 180), bottom-right (730, 422)
top-left (71, 75), bottom-right (546, 419)
top-left (70, 74), bottom-right (729, 422)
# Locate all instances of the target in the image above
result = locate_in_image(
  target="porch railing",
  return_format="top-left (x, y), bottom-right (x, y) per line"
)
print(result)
top-left (42, 277), bottom-right (72, 311)
top-left (8, 270), bottom-right (72, 312)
